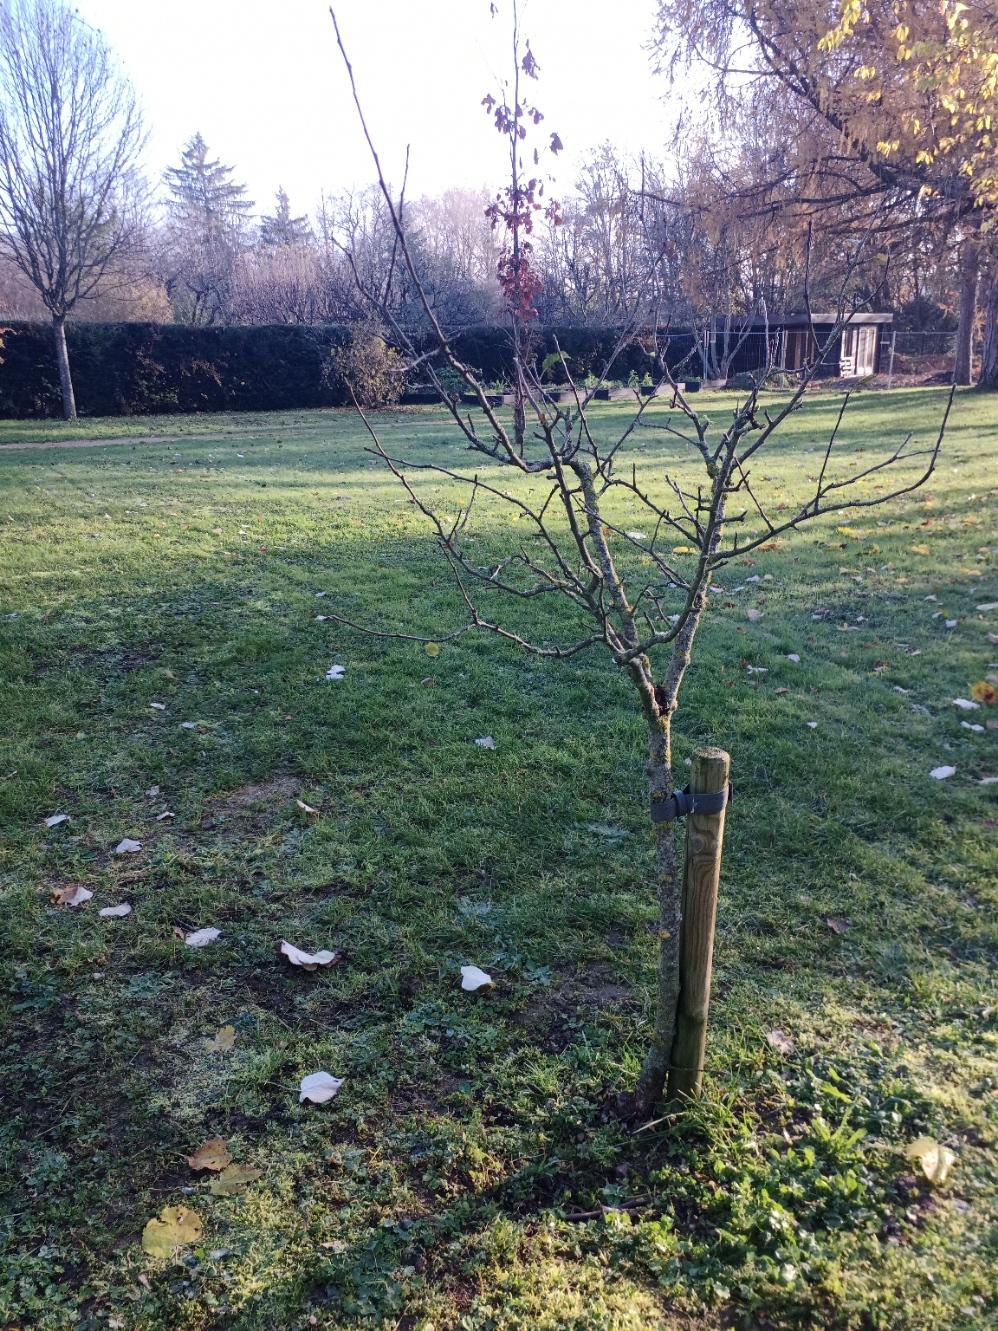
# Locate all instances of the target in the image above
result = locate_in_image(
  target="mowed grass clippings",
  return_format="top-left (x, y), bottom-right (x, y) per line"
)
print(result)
top-left (0, 387), bottom-right (995, 1331)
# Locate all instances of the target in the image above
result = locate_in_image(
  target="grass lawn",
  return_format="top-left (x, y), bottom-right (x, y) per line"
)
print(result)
top-left (0, 386), bottom-right (995, 1330)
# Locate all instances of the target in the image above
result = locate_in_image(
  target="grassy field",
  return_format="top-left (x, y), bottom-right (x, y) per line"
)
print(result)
top-left (0, 386), bottom-right (995, 1331)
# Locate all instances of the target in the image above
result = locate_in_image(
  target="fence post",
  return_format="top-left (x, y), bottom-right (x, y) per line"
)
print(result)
top-left (886, 329), bottom-right (897, 389)
top-left (667, 747), bottom-right (731, 1102)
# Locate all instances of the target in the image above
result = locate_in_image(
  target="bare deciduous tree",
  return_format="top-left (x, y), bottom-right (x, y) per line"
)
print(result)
top-left (329, 7), bottom-right (954, 1116)
top-left (0, 0), bottom-right (145, 418)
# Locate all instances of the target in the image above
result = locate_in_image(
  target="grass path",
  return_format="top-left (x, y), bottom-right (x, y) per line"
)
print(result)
top-left (0, 388), bottom-right (995, 1330)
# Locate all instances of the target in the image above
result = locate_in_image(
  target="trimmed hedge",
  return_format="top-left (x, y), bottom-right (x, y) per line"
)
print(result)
top-left (0, 319), bottom-right (696, 419)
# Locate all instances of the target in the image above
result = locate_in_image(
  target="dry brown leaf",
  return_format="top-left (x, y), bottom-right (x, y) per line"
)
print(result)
top-left (186, 1137), bottom-right (232, 1172)
top-left (207, 1024), bottom-right (236, 1052)
top-left (825, 917), bottom-right (850, 935)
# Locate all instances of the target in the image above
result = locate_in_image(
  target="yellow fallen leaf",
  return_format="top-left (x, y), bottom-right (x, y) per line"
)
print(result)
top-left (210, 1164), bottom-right (263, 1196)
top-left (186, 1137), bottom-right (231, 1172)
top-left (207, 1025), bottom-right (236, 1052)
top-left (836, 526), bottom-right (861, 539)
top-left (141, 1205), bottom-right (203, 1257)
top-left (970, 680), bottom-right (996, 705)
top-left (672, 545), bottom-right (695, 555)
top-left (911, 544), bottom-right (930, 556)
top-left (424, 642), bottom-right (441, 657)
top-left (904, 1136), bottom-right (956, 1186)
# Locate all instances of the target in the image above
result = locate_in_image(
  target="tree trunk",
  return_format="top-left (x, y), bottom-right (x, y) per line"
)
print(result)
top-left (52, 315), bottom-right (77, 421)
top-left (953, 235), bottom-right (979, 386)
top-left (630, 713), bottom-right (683, 1118)
top-left (979, 273), bottom-right (998, 390)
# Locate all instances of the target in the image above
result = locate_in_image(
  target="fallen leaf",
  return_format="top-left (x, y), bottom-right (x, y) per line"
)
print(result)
top-left (970, 680), bottom-right (996, 705)
top-left (299, 1071), bottom-right (343, 1104)
top-left (185, 927), bottom-right (220, 948)
top-left (52, 884), bottom-right (93, 907)
top-left (904, 1136), bottom-right (956, 1186)
top-left (766, 1029), bottom-right (794, 1055)
top-left (210, 1164), bottom-right (263, 1196)
top-left (952, 698), bottom-right (980, 711)
top-left (911, 544), bottom-right (930, 556)
top-left (149, 702), bottom-right (167, 711)
top-left (962, 721), bottom-right (985, 733)
top-left (746, 608), bottom-right (763, 622)
top-left (114, 838), bottom-right (142, 854)
top-left (296, 798), bottom-right (319, 815)
top-left (278, 939), bottom-right (343, 970)
top-left (945, 619), bottom-right (958, 629)
top-left (325, 665), bottom-right (346, 681)
top-left (825, 917), bottom-right (849, 935)
top-left (424, 642), bottom-right (441, 657)
top-left (474, 736), bottom-right (496, 749)
top-left (806, 721), bottom-right (819, 729)
top-left (156, 810), bottom-right (175, 821)
top-left (99, 902), bottom-right (132, 918)
top-left (786, 653), bottom-right (801, 663)
top-left (44, 813), bottom-right (70, 828)
top-left (975, 601), bottom-right (998, 612)
top-left (145, 785), bottom-right (160, 798)
top-left (315, 614), bottom-right (329, 621)
top-left (187, 1137), bottom-right (232, 1172)
top-left (672, 545), bottom-right (695, 555)
top-left (207, 1024), bottom-right (236, 1051)
top-left (141, 1205), bottom-right (203, 1257)
top-left (929, 766), bottom-right (956, 780)
top-left (461, 964), bottom-right (493, 991)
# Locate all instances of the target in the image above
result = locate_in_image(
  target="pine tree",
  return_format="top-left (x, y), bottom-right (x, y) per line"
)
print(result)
top-left (163, 132), bottom-right (253, 238)
top-left (259, 187), bottom-right (312, 247)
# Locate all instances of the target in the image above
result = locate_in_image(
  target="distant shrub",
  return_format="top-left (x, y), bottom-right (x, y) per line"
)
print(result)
top-left (328, 320), bottom-right (404, 408)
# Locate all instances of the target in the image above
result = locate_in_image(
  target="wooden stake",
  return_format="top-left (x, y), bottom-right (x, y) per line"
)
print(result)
top-left (667, 746), bottom-right (731, 1102)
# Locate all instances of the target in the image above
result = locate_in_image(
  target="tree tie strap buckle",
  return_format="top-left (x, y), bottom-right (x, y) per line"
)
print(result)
top-left (651, 783), bottom-right (732, 825)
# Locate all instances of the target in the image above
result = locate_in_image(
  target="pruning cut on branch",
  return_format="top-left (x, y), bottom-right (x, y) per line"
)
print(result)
top-left (328, 4), bottom-right (954, 1117)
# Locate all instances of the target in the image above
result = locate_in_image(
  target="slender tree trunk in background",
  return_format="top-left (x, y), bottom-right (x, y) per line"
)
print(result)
top-left (979, 274), bottom-right (998, 390)
top-left (52, 316), bottom-right (77, 421)
top-left (953, 235), bottom-right (979, 386)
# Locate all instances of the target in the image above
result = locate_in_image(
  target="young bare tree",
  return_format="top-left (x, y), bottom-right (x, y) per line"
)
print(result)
top-left (0, 0), bottom-right (145, 419)
top-left (330, 9), bottom-right (953, 1117)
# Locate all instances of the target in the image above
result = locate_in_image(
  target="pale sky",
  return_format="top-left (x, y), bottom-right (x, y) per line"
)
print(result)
top-left (72, 0), bottom-right (675, 216)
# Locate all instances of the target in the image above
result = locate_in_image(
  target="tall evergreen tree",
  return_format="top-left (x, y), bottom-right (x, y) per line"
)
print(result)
top-left (161, 133), bottom-right (253, 324)
top-left (259, 187), bottom-right (312, 247)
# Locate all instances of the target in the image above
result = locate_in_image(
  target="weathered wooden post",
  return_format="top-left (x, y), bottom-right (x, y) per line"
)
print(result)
top-left (667, 746), bottom-right (731, 1102)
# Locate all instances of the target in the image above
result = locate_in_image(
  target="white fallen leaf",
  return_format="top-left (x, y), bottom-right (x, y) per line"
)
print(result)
top-left (295, 799), bottom-right (319, 815)
top-left (961, 722), bottom-right (984, 733)
top-left (299, 1071), bottom-right (343, 1104)
top-left (114, 838), bottom-right (142, 854)
top-left (149, 702), bottom-right (167, 711)
top-left (180, 721), bottom-right (198, 729)
top-left (945, 619), bottom-right (958, 629)
top-left (474, 736), bottom-right (497, 749)
top-left (185, 927), bottom-right (220, 948)
top-left (975, 601), bottom-right (997, 612)
top-left (625, 530), bottom-right (646, 540)
top-left (746, 575), bottom-right (761, 583)
top-left (315, 615), bottom-right (329, 622)
top-left (99, 902), bottom-right (132, 918)
top-left (314, 591), bottom-right (327, 598)
top-left (461, 964), bottom-right (493, 991)
top-left (278, 939), bottom-right (342, 970)
top-left (786, 654), bottom-right (801, 663)
top-left (325, 665), bottom-right (346, 682)
top-left (893, 686), bottom-right (910, 695)
top-left (904, 1136), bottom-right (956, 1186)
top-left (765, 1029), bottom-right (794, 1055)
top-left (745, 665), bottom-right (768, 674)
top-left (44, 813), bottom-right (70, 828)
top-left (145, 785), bottom-right (161, 797)
top-left (805, 721), bottom-right (818, 729)
top-left (746, 608), bottom-right (763, 622)
top-left (53, 884), bottom-right (93, 907)
top-left (979, 775), bottom-right (998, 785)
top-left (929, 766), bottom-right (956, 780)
top-left (156, 810), bottom-right (175, 820)
top-left (952, 698), bottom-right (980, 710)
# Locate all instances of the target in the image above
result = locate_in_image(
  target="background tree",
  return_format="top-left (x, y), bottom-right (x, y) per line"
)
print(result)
top-left (653, 0), bottom-right (998, 387)
top-left (259, 186), bottom-right (312, 248)
top-left (0, 0), bottom-right (145, 419)
top-left (161, 132), bottom-right (253, 324)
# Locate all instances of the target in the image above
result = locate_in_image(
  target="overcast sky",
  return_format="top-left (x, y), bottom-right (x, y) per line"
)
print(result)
top-left (72, 0), bottom-right (674, 216)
